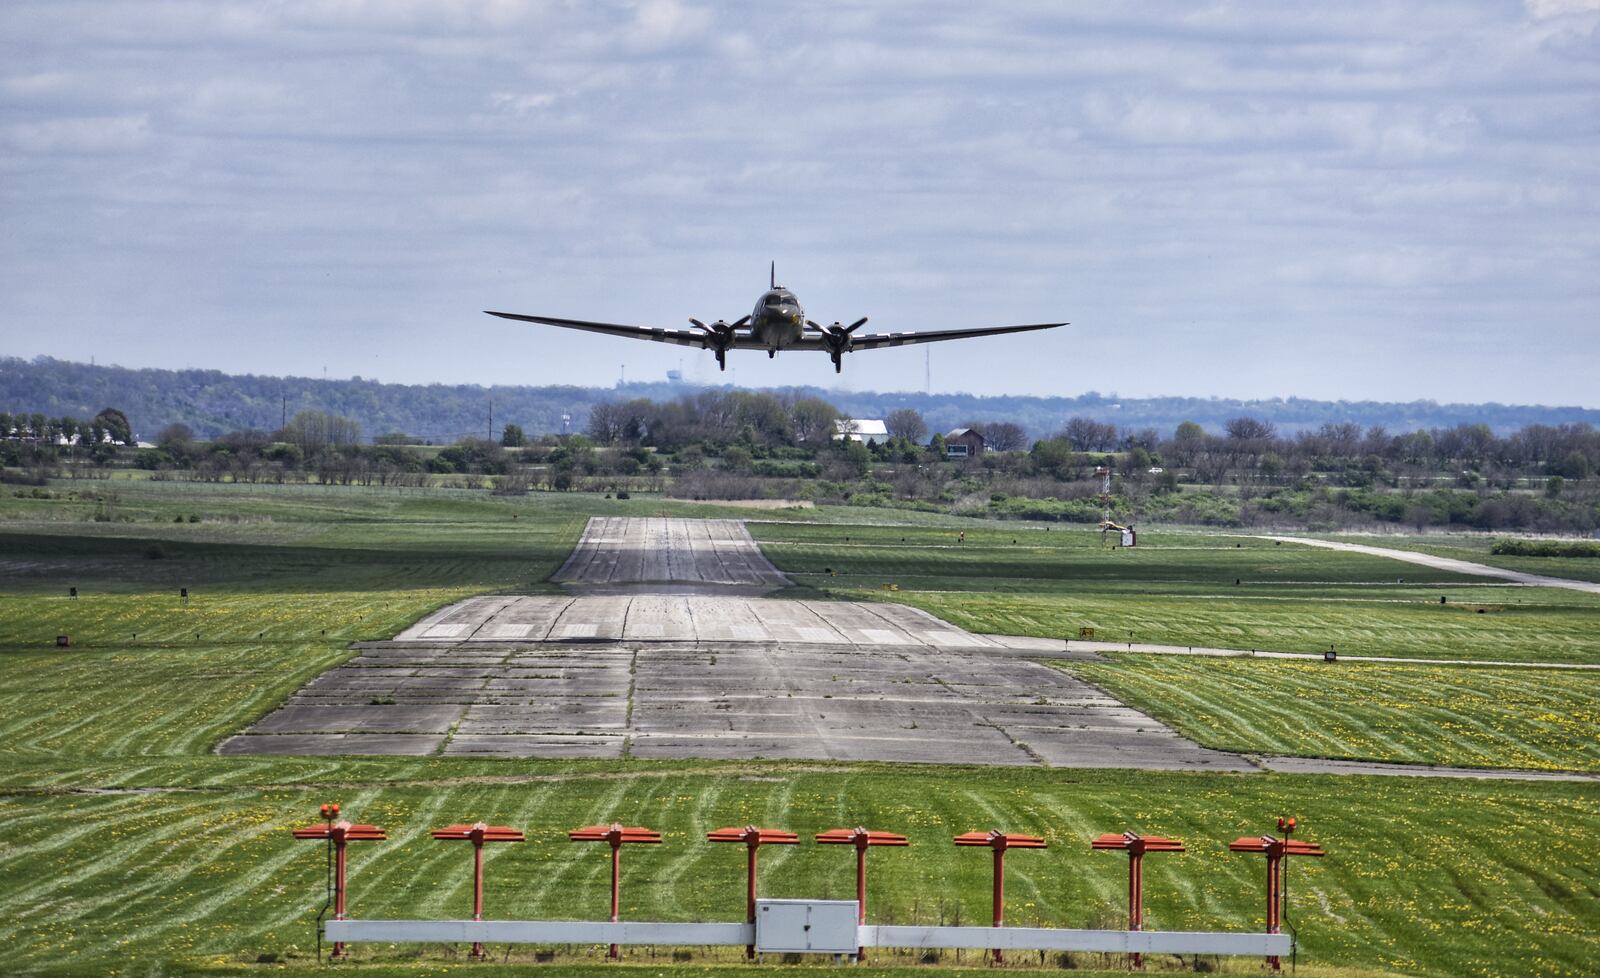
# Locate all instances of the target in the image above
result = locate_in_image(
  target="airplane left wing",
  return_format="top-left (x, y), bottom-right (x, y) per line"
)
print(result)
top-left (484, 311), bottom-right (714, 348)
top-left (843, 320), bottom-right (1066, 351)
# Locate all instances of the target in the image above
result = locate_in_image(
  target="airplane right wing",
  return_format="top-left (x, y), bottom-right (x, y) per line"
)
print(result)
top-left (484, 311), bottom-right (722, 349)
top-left (844, 320), bottom-right (1066, 351)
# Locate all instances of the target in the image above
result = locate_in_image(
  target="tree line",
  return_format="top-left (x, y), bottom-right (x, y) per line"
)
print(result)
top-left (7, 355), bottom-right (1599, 444)
top-left (5, 391), bottom-right (1597, 533)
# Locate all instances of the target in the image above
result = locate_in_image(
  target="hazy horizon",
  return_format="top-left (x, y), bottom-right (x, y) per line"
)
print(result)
top-left (13, 353), bottom-right (1600, 418)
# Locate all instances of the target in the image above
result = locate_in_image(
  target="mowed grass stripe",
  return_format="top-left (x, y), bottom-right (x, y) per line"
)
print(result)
top-left (344, 787), bottom-right (470, 921)
top-left (0, 792), bottom-right (236, 939)
top-left (0, 589), bottom-right (478, 647)
top-left (0, 770), bottom-right (1581, 977)
top-left (0, 642), bottom-right (353, 759)
top-left (1065, 656), bottom-right (1600, 771)
top-left (96, 792), bottom-right (353, 958)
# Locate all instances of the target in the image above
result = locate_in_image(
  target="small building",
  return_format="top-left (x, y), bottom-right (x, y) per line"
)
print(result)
top-left (943, 428), bottom-right (985, 459)
top-left (834, 419), bottom-right (888, 443)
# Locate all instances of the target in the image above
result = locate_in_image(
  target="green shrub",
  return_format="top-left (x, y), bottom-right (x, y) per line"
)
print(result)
top-left (1490, 538), bottom-right (1600, 558)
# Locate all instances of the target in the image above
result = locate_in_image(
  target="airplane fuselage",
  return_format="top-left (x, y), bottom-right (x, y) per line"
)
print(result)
top-left (750, 287), bottom-right (805, 353)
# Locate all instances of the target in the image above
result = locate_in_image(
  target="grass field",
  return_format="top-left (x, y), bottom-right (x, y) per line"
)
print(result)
top-left (1064, 656), bottom-right (1600, 772)
top-left (3, 766), bottom-right (1596, 978)
top-left (2, 482), bottom-right (1599, 977)
top-left (747, 522), bottom-right (1600, 663)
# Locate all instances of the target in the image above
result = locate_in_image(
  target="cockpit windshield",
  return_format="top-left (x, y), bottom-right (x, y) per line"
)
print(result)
top-left (764, 293), bottom-right (789, 306)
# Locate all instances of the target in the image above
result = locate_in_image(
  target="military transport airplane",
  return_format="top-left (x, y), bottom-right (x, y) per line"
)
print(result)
top-left (485, 264), bottom-right (1066, 373)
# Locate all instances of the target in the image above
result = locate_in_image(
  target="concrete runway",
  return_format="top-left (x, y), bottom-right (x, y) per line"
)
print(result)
top-left (224, 516), bottom-right (1248, 769)
top-left (219, 636), bottom-right (1251, 770)
top-left (553, 517), bottom-right (788, 591)
top-left (392, 594), bottom-right (1017, 648)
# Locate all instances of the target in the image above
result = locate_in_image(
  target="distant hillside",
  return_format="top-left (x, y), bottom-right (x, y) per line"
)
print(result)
top-left (4, 356), bottom-right (1596, 442)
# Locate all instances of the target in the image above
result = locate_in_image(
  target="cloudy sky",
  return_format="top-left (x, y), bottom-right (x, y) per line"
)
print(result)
top-left (3, 1), bottom-right (1597, 404)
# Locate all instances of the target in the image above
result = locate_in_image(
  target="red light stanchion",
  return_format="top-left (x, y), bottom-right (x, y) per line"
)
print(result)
top-left (291, 803), bottom-right (386, 960)
top-left (954, 829), bottom-right (1047, 963)
top-left (708, 825), bottom-right (799, 959)
top-left (1229, 817), bottom-right (1325, 972)
top-left (816, 826), bottom-right (908, 961)
top-left (432, 821), bottom-right (525, 960)
top-left (1091, 831), bottom-right (1185, 969)
top-left (569, 823), bottom-right (663, 959)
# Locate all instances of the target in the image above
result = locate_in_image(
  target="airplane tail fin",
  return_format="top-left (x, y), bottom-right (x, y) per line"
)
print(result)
top-left (770, 260), bottom-right (775, 289)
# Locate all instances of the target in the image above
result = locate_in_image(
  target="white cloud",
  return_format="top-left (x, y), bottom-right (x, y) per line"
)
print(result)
top-left (1, 71), bottom-right (76, 97)
top-left (488, 91), bottom-right (559, 113)
top-left (6, 114), bottom-right (150, 153)
top-left (1525, 0), bottom-right (1600, 18)
top-left (622, 0), bottom-right (712, 52)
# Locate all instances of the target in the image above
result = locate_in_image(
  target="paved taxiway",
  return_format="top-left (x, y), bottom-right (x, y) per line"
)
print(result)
top-left (1263, 534), bottom-right (1600, 596)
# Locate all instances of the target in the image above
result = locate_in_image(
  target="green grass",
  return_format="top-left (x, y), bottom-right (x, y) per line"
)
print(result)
top-left (748, 523), bottom-right (1600, 664)
top-left (0, 642), bottom-right (354, 761)
top-left (750, 522), bottom-right (1486, 589)
top-left (2, 766), bottom-right (1595, 978)
top-left (899, 589), bottom-right (1600, 663)
top-left (1063, 656), bottom-right (1600, 772)
top-left (2, 481), bottom-right (1599, 978)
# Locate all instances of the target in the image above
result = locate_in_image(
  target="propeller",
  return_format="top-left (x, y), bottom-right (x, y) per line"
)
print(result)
top-left (805, 317), bottom-right (868, 372)
top-left (688, 315), bottom-right (750, 371)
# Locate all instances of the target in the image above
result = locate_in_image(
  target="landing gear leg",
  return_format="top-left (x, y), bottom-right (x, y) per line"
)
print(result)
top-left (768, 349), bottom-right (775, 359)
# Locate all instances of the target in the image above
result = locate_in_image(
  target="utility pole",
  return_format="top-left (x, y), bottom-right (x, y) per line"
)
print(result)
top-left (488, 395), bottom-right (494, 441)
top-left (281, 393), bottom-right (287, 431)
top-left (925, 347), bottom-right (931, 394)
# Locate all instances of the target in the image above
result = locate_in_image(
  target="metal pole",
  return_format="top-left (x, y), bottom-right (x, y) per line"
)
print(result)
top-left (992, 846), bottom-right (1005, 963)
top-left (609, 839), bottom-right (621, 960)
top-left (856, 840), bottom-right (868, 961)
top-left (1266, 850), bottom-right (1281, 971)
top-left (332, 834), bottom-right (348, 959)
top-left (471, 838), bottom-right (486, 960)
top-left (746, 839), bottom-right (758, 960)
top-left (1130, 848), bottom-right (1143, 969)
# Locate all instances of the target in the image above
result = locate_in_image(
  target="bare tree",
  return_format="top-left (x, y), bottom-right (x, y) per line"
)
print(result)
top-left (983, 421), bottom-right (1027, 452)
top-left (1061, 417), bottom-right (1118, 452)
top-left (885, 408), bottom-right (928, 443)
top-left (586, 403), bottom-right (624, 445)
top-left (280, 410), bottom-right (361, 457)
top-left (1225, 417), bottom-right (1276, 442)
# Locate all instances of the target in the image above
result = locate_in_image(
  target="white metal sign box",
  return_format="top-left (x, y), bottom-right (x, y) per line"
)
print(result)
top-left (755, 899), bottom-right (859, 954)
